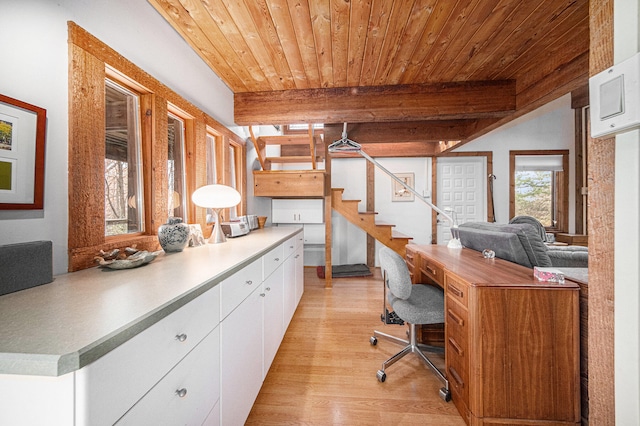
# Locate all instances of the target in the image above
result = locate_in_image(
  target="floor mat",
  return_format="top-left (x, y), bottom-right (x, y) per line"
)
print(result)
top-left (316, 264), bottom-right (372, 278)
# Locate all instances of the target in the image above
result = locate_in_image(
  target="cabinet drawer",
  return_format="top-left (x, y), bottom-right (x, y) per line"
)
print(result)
top-left (117, 327), bottom-right (220, 425)
top-left (445, 274), bottom-right (468, 308)
top-left (420, 257), bottom-right (444, 287)
top-left (76, 287), bottom-right (220, 426)
top-left (446, 296), bottom-right (468, 355)
top-left (295, 230), bottom-right (304, 249)
top-left (220, 257), bottom-right (262, 320)
top-left (283, 235), bottom-right (297, 259)
top-left (263, 244), bottom-right (284, 280)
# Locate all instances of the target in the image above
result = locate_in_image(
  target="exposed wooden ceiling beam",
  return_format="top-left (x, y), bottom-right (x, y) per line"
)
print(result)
top-left (342, 119), bottom-right (501, 143)
top-left (234, 81), bottom-right (516, 125)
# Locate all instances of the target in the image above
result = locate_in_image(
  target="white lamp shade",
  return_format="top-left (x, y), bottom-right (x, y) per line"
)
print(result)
top-left (191, 184), bottom-right (241, 209)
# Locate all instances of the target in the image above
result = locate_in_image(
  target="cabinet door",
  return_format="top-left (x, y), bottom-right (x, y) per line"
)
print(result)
top-left (283, 254), bottom-right (296, 329)
top-left (272, 199), bottom-right (323, 223)
top-left (220, 287), bottom-right (263, 426)
top-left (263, 267), bottom-right (284, 377)
top-left (294, 245), bottom-right (304, 305)
top-left (116, 327), bottom-right (220, 426)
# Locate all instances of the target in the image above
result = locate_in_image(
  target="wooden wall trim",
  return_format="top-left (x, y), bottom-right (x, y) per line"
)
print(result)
top-left (67, 22), bottom-right (243, 271)
top-left (588, 0), bottom-right (615, 424)
top-left (440, 151), bottom-right (494, 223)
top-left (508, 149), bottom-right (569, 231)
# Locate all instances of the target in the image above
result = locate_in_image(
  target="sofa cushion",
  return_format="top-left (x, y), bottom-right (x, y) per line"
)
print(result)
top-left (458, 222), bottom-right (553, 268)
top-left (457, 224), bottom-right (533, 267)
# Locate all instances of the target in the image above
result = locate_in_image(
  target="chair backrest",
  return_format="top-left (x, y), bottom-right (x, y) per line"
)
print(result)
top-left (378, 247), bottom-right (412, 300)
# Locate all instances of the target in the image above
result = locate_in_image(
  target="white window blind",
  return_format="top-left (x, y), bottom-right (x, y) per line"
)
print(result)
top-left (515, 155), bottom-right (564, 171)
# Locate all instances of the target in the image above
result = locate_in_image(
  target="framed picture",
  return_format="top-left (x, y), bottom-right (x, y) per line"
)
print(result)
top-left (391, 172), bottom-right (415, 202)
top-left (0, 94), bottom-right (46, 209)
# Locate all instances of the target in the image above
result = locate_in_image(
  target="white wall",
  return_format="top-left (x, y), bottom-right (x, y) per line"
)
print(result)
top-left (331, 157), bottom-right (432, 266)
top-left (0, 0), bottom-right (235, 275)
top-left (453, 94), bottom-right (576, 228)
top-left (614, 0), bottom-right (640, 422)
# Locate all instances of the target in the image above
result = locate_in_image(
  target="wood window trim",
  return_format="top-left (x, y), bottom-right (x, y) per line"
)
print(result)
top-left (67, 22), bottom-right (245, 271)
top-left (509, 149), bottom-right (569, 232)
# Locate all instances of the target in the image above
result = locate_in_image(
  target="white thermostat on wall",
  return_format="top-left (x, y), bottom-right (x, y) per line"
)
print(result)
top-left (589, 51), bottom-right (640, 138)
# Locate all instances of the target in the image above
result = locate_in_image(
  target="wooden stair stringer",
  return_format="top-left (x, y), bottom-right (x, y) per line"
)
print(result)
top-left (331, 188), bottom-right (412, 258)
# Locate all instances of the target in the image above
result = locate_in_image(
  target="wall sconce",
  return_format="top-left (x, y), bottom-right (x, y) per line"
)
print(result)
top-left (191, 184), bottom-right (241, 244)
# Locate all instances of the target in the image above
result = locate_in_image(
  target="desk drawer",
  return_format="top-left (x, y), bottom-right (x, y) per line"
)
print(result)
top-left (405, 247), bottom-right (418, 283)
top-left (420, 257), bottom-right (444, 287)
top-left (445, 274), bottom-right (468, 308)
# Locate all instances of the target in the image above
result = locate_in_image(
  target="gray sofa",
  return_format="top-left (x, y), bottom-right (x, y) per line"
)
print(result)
top-left (457, 221), bottom-right (588, 268)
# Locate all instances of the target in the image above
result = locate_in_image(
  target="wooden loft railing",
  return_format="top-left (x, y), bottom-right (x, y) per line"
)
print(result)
top-left (248, 125), bottom-right (323, 171)
top-left (249, 125), bottom-right (326, 198)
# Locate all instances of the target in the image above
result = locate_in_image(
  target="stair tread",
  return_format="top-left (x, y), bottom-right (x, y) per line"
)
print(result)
top-left (375, 222), bottom-right (395, 227)
top-left (392, 230), bottom-right (413, 239)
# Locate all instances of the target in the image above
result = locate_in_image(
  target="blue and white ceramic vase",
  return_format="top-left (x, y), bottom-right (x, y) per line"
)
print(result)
top-left (158, 217), bottom-right (190, 252)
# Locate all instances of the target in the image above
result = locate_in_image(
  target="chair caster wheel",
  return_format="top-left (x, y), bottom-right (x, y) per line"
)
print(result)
top-left (370, 336), bottom-right (378, 346)
top-left (439, 387), bottom-right (451, 402)
top-left (376, 370), bottom-right (386, 382)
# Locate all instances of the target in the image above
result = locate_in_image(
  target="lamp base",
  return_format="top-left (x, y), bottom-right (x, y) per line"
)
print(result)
top-left (208, 210), bottom-right (227, 244)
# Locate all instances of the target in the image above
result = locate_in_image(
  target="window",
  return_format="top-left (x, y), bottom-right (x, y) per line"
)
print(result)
top-left (510, 150), bottom-right (569, 231)
top-left (104, 80), bottom-right (143, 236)
top-left (167, 112), bottom-right (186, 219)
top-left (68, 22), bottom-right (247, 271)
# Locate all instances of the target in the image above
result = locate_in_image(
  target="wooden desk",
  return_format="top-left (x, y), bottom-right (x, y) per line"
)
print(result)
top-left (407, 244), bottom-right (581, 426)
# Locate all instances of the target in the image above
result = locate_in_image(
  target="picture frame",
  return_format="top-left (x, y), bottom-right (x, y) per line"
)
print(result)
top-left (391, 172), bottom-right (415, 202)
top-left (0, 94), bottom-right (46, 209)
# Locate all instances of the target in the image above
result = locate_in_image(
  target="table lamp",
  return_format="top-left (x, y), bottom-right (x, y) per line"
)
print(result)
top-left (191, 184), bottom-right (241, 243)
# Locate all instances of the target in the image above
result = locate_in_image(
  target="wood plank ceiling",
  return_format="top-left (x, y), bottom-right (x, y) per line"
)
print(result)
top-left (149, 0), bottom-right (589, 153)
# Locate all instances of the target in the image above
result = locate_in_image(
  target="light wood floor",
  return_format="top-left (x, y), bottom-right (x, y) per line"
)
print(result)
top-left (246, 267), bottom-right (466, 425)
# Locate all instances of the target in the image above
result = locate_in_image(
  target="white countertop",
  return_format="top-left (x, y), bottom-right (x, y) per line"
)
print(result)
top-left (0, 226), bottom-right (302, 377)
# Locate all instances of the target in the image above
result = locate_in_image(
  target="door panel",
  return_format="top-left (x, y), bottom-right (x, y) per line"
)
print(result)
top-left (437, 157), bottom-right (487, 245)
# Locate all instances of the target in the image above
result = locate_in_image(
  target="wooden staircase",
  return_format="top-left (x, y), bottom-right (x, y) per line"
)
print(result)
top-left (331, 188), bottom-right (412, 258)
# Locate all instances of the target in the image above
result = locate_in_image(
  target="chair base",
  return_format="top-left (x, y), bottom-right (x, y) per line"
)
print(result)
top-left (371, 323), bottom-right (450, 402)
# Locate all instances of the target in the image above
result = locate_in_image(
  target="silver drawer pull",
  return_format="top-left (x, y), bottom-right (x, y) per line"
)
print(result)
top-left (266, 287), bottom-right (271, 291)
top-left (175, 333), bottom-right (187, 342)
top-left (175, 388), bottom-right (187, 398)
top-left (260, 293), bottom-right (266, 297)
top-left (246, 280), bottom-right (253, 285)
top-left (274, 257), bottom-right (280, 261)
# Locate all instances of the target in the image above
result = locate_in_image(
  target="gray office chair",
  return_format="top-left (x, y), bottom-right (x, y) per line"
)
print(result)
top-left (370, 247), bottom-right (450, 402)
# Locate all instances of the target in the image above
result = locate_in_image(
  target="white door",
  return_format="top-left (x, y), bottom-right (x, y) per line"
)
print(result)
top-left (436, 157), bottom-right (487, 245)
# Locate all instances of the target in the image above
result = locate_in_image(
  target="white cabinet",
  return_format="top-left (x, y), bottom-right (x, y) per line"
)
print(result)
top-left (0, 373), bottom-right (74, 426)
top-left (220, 283), bottom-right (263, 426)
top-left (295, 241), bottom-right (304, 306)
top-left (76, 287), bottom-right (220, 426)
top-left (220, 231), bottom-right (304, 425)
top-left (262, 267), bottom-right (284, 377)
top-left (117, 327), bottom-right (220, 426)
top-left (272, 199), bottom-right (324, 223)
top-left (0, 228), bottom-right (302, 426)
